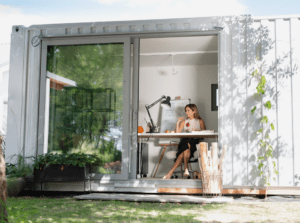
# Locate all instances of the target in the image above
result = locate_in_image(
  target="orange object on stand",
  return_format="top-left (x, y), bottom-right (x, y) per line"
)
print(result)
top-left (138, 126), bottom-right (144, 133)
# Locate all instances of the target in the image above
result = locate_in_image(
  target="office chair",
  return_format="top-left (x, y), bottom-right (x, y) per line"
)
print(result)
top-left (165, 145), bottom-right (200, 179)
top-left (172, 152), bottom-right (200, 179)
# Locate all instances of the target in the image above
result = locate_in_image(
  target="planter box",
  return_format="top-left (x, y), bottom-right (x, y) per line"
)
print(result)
top-left (7, 177), bottom-right (26, 197)
top-left (34, 164), bottom-right (90, 182)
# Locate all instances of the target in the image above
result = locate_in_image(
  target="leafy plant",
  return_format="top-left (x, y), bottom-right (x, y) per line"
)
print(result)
top-left (251, 51), bottom-right (278, 190)
top-left (6, 155), bottom-right (33, 178)
top-left (32, 152), bottom-right (103, 170)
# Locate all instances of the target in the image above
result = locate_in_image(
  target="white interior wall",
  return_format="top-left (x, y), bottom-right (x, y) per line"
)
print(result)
top-left (139, 64), bottom-right (218, 178)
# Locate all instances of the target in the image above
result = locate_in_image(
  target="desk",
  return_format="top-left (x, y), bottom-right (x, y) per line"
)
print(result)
top-left (137, 132), bottom-right (218, 178)
top-left (138, 132), bottom-right (218, 139)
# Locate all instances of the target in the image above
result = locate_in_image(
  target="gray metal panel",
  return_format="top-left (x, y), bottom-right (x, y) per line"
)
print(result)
top-left (291, 18), bottom-right (300, 187)
top-left (130, 38), bottom-right (140, 179)
top-left (231, 19), bottom-right (248, 186)
top-left (27, 17), bottom-right (225, 35)
top-left (275, 19), bottom-right (293, 186)
top-left (37, 39), bottom-right (47, 156)
top-left (246, 20), bottom-right (262, 186)
top-left (260, 19), bottom-right (278, 186)
top-left (219, 20), bottom-right (233, 185)
top-left (122, 36), bottom-right (132, 180)
top-left (6, 26), bottom-right (27, 164)
top-left (25, 29), bottom-right (42, 160)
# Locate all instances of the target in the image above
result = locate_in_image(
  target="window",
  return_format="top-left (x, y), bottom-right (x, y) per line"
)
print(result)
top-left (39, 37), bottom-right (131, 179)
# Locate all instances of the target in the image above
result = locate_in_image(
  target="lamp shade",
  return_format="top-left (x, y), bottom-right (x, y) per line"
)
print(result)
top-left (161, 96), bottom-right (171, 108)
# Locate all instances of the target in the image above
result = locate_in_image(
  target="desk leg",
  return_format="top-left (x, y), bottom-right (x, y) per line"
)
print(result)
top-left (137, 139), bottom-right (142, 179)
top-left (153, 145), bottom-right (167, 178)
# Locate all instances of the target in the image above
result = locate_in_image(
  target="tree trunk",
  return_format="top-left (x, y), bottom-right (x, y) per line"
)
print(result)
top-left (0, 135), bottom-right (8, 222)
top-left (197, 142), bottom-right (226, 195)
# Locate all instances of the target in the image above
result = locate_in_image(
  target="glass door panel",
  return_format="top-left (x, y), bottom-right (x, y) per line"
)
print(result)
top-left (41, 39), bottom-right (130, 179)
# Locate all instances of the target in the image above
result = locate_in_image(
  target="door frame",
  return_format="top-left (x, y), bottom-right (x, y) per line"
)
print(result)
top-left (130, 30), bottom-right (221, 180)
top-left (37, 36), bottom-right (131, 180)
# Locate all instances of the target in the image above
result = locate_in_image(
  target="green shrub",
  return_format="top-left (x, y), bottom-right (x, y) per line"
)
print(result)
top-left (6, 155), bottom-right (33, 178)
top-left (32, 152), bottom-right (103, 169)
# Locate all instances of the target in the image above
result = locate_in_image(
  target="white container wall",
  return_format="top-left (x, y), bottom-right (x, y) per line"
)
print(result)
top-left (6, 15), bottom-right (300, 188)
top-left (219, 16), bottom-right (300, 186)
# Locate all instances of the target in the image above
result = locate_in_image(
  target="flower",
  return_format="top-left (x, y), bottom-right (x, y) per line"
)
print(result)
top-left (186, 123), bottom-right (190, 127)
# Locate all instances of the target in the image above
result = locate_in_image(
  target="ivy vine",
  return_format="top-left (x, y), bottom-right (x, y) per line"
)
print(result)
top-left (251, 55), bottom-right (278, 188)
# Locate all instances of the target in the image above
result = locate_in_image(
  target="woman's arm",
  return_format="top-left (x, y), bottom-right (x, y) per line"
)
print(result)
top-left (199, 119), bottom-right (206, 130)
top-left (175, 119), bottom-right (185, 133)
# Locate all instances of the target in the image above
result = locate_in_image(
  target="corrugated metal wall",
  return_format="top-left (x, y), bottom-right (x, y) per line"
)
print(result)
top-left (7, 15), bottom-right (300, 187)
top-left (220, 17), bottom-right (300, 186)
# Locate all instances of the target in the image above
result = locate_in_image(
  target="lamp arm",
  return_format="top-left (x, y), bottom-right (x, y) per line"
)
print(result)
top-left (145, 95), bottom-right (166, 132)
top-left (146, 95), bottom-right (166, 109)
top-left (145, 106), bottom-right (155, 131)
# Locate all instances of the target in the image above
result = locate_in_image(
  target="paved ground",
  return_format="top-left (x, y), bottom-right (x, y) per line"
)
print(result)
top-left (74, 193), bottom-right (234, 203)
top-left (74, 193), bottom-right (300, 203)
top-left (20, 190), bottom-right (300, 203)
top-left (233, 195), bottom-right (300, 202)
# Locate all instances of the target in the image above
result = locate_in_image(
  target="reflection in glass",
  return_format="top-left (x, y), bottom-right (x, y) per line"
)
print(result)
top-left (46, 44), bottom-right (123, 174)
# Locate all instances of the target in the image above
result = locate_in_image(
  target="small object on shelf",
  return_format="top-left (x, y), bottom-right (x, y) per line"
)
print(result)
top-left (165, 130), bottom-right (170, 133)
top-left (146, 123), bottom-right (151, 133)
top-left (171, 130), bottom-right (175, 133)
top-left (138, 126), bottom-right (144, 133)
top-left (175, 96), bottom-right (181, 100)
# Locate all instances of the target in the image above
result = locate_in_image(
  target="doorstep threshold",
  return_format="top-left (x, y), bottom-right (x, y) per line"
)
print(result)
top-left (74, 193), bottom-right (233, 204)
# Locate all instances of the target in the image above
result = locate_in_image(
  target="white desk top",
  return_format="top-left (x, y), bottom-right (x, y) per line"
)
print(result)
top-left (138, 132), bottom-right (218, 138)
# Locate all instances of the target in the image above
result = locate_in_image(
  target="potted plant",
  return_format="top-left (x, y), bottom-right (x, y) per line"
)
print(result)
top-left (32, 152), bottom-right (103, 183)
top-left (6, 155), bottom-right (33, 197)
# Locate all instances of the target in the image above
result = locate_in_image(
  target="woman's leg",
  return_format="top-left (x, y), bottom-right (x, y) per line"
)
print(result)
top-left (183, 143), bottom-right (191, 176)
top-left (163, 152), bottom-right (184, 179)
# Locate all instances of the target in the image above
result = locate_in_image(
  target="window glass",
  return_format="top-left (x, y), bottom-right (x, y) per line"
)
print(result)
top-left (46, 43), bottom-right (123, 174)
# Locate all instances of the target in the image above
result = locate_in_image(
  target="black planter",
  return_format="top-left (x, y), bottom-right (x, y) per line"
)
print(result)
top-left (34, 164), bottom-right (90, 182)
top-left (34, 164), bottom-right (91, 192)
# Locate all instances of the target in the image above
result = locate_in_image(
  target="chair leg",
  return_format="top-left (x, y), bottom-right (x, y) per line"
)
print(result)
top-left (153, 145), bottom-right (167, 178)
top-left (189, 163), bottom-right (195, 179)
top-left (181, 165), bottom-right (183, 177)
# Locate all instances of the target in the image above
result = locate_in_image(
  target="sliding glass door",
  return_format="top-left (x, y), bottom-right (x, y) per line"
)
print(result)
top-left (38, 37), bottom-right (131, 180)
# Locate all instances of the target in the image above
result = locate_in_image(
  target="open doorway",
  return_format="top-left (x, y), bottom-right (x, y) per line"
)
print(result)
top-left (138, 35), bottom-right (219, 180)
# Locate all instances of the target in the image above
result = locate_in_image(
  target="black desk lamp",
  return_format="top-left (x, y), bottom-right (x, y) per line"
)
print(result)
top-left (145, 95), bottom-right (171, 133)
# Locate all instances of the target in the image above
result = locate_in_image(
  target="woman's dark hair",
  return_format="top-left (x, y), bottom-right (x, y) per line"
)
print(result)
top-left (185, 104), bottom-right (201, 120)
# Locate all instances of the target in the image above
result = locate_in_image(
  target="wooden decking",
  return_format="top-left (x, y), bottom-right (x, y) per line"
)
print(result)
top-left (24, 177), bottom-right (300, 195)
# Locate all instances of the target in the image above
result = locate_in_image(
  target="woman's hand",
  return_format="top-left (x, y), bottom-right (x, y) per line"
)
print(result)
top-left (177, 117), bottom-right (185, 123)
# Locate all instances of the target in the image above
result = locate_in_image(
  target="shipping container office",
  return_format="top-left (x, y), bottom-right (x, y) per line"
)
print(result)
top-left (6, 15), bottom-right (300, 194)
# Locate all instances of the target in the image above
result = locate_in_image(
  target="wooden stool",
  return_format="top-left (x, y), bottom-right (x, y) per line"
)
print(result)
top-left (153, 143), bottom-right (179, 178)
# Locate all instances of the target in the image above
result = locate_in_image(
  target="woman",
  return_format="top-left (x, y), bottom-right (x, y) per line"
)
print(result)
top-left (163, 104), bottom-right (206, 179)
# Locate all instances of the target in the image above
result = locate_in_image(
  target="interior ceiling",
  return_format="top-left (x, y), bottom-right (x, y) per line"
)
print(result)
top-left (140, 36), bottom-right (218, 67)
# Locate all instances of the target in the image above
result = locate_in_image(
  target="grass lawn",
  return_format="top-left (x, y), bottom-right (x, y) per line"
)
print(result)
top-left (5, 196), bottom-right (300, 223)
